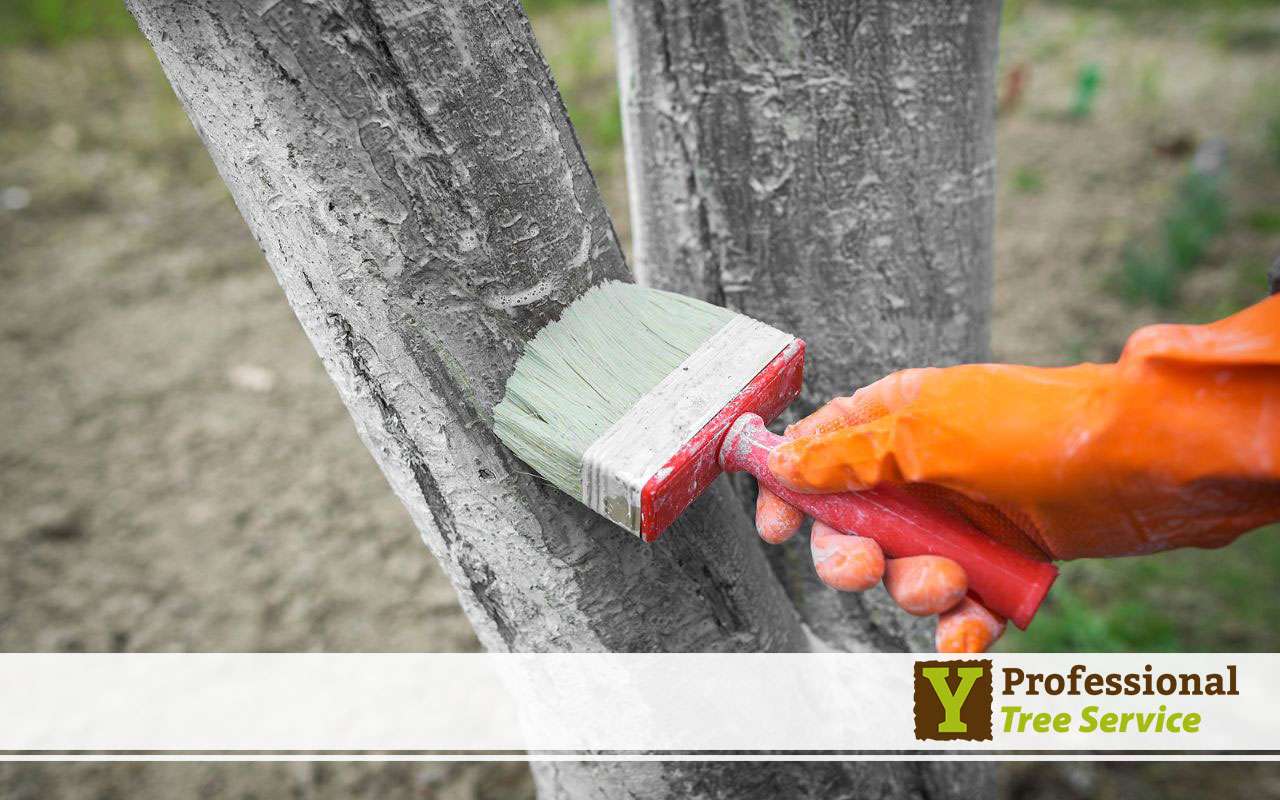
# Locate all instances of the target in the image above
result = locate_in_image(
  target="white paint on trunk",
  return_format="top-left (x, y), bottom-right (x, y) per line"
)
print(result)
top-left (610, 1), bottom-right (1001, 794)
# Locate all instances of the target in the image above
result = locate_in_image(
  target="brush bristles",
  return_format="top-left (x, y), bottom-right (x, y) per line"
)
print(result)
top-left (493, 281), bottom-right (737, 499)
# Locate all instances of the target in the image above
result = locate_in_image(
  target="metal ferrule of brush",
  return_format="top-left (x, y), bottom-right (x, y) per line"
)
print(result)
top-left (579, 316), bottom-right (800, 537)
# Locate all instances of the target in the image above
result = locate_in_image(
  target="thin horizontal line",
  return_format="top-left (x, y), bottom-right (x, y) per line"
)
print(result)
top-left (2, 754), bottom-right (1279, 762)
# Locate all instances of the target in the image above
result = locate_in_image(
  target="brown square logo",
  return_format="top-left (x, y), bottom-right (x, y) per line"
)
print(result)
top-left (913, 659), bottom-right (993, 741)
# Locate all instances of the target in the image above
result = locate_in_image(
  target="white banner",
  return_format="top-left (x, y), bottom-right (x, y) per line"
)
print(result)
top-left (0, 654), bottom-right (1271, 753)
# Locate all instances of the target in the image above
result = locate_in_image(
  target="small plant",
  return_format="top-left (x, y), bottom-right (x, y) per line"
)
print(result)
top-left (1012, 165), bottom-right (1045, 194)
top-left (1266, 110), bottom-right (1280, 169)
top-left (1118, 247), bottom-right (1177, 308)
top-left (1068, 63), bottom-right (1102, 119)
top-left (1113, 170), bottom-right (1228, 307)
top-left (1164, 172), bottom-right (1227, 263)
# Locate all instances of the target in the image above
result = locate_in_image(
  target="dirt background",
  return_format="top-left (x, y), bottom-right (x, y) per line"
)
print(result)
top-left (2, 1), bottom-right (1280, 797)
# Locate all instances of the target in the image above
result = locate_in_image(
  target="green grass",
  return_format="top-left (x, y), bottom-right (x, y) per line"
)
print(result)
top-left (1246, 208), bottom-right (1280, 234)
top-left (537, 7), bottom-right (623, 174)
top-left (1005, 525), bottom-right (1280, 652)
top-left (0, 0), bottom-right (137, 47)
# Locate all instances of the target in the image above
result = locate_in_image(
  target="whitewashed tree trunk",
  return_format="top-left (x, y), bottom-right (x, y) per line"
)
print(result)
top-left (125, 0), bottom-right (983, 796)
top-left (612, 2), bottom-right (998, 793)
top-left (612, 0), bottom-right (1000, 658)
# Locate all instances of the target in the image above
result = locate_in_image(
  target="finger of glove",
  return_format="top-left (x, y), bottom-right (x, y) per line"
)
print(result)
top-left (755, 487), bottom-right (804, 544)
top-left (810, 521), bottom-right (884, 592)
top-left (785, 368), bottom-right (932, 439)
top-left (785, 396), bottom-right (861, 439)
top-left (884, 556), bottom-right (968, 617)
top-left (770, 415), bottom-right (902, 494)
top-left (935, 597), bottom-right (1006, 654)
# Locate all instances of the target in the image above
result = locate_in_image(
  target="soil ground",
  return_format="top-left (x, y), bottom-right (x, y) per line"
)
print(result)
top-left (2, 1), bottom-right (1279, 797)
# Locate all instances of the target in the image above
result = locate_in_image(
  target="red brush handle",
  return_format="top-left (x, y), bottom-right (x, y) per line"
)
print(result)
top-left (720, 414), bottom-right (1057, 629)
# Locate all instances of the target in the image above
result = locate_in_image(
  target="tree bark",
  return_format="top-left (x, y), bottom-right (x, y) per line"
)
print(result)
top-left (612, 0), bottom-right (999, 793)
top-left (612, 0), bottom-right (999, 655)
top-left (126, 0), bottom-right (956, 796)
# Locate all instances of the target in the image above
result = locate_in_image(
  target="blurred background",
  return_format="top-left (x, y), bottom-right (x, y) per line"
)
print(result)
top-left (2, 0), bottom-right (1279, 796)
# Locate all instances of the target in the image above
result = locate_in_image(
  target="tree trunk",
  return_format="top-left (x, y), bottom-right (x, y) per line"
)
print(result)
top-left (612, 0), bottom-right (999, 652)
top-left (612, 0), bottom-right (999, 793)
top-left (126, 0), bottom-right (961, 796)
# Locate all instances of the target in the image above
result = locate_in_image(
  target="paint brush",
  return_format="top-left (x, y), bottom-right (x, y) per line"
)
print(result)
top-left (493, 281), bottom-right (1057, 629)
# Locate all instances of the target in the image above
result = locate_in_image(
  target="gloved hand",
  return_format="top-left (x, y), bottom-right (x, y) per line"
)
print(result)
top-left (757, 294), bottom-right (1280, 652)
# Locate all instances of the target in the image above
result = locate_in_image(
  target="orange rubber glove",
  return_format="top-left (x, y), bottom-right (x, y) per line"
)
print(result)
top-left (757, 294), bottom-right (1280, 652)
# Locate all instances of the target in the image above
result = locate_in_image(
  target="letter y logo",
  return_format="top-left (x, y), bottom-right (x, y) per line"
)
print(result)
top-left (913, 659), bottom-right (993, 741)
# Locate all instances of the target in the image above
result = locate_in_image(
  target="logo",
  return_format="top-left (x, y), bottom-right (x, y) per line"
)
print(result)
top-left (913, 659), bottom-right (993, 741)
